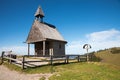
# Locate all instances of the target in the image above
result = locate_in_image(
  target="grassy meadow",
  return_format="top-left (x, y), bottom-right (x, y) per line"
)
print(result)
top-left (95, 48), bottom-right (120, 66)
top-left (49, 62), bottom-right (120, 80)
top-left (2, 61), bottom-right (120, 80)
top-left (1, 47), bottom-right (120, 80)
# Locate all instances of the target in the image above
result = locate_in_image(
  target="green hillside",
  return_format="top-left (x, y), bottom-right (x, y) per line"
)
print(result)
top-left (1, 47), bottom-right (120, 80)
top-left (94, 47), bottom-right (120, 66)
top-left (49, 62), bottom-right (120, 80)
top-left (49, 48), bottom-right (120, 80)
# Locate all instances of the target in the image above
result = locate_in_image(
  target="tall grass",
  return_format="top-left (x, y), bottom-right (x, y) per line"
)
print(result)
top-left (49, 62), bottom-right (120, 80)
top-left (95, 48), bottom-right (120, 66)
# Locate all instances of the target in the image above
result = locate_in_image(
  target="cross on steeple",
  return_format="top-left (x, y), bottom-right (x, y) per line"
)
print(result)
top-left (34, 6), bottom-right (44, 22)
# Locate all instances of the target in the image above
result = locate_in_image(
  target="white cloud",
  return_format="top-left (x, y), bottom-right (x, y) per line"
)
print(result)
top-left (66, 41), bottom-right (85, 55)
top-left (86, 29), bottom-right (120, 42)
top-left (0, 45), bottom-right (34, 55)
top-left (66, 29), bottom-right (120, 54)
top-left (1, 29), bottom-right (120, 55)
top-left (87, 29), bottom-right (120, 51)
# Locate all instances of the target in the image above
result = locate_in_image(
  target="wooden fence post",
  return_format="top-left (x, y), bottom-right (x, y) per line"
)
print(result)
top-left (90, 55), bottom-right (92, 61)
top-left (78, 55), bottom-right (80, 62)
top-left (65, 55), bottom-right (67, 63)
top-left (86, 55), bottom-right (88, 61)
top-left (0, 51), bottom-right (5, 64)
top-left (66, 55), bottom-right (69, 64)
top-left (22, 56), bottom-right (25, 69)
top-left (64, 56), bottom-right (66, 63)
top-left (50, 55), bottom-right (53, 65)
top-left (9, 54), bottom-right (12, 64)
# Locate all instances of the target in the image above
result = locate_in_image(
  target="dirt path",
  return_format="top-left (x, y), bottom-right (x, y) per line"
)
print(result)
top-left (0, 65), bottom-right (53, 80)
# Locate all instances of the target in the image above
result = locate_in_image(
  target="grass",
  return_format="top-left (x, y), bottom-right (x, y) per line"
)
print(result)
top-left (1, 60), bottom-right (120, 80)
top-left (39, 76), bottom-right (46, 80)
top-left (3, 62), bottom-right (22, 72)
top-left (1, 47), bottom-right (120, 80)
top-left (23, 65), bottom-right (53, 74)
top-left (49, 62), bottom-right (120, 80)
top-left (2, 61), bottom-right (52, 73)
top-left (95, 49), bottom-right (120, 66)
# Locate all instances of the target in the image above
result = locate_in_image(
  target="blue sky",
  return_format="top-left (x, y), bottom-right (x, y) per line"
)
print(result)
top-left (0, 0), bottom-right (120, 55)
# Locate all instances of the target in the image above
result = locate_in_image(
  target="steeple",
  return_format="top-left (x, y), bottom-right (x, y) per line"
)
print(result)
top-left (34, 6), bottom-right (44, 22)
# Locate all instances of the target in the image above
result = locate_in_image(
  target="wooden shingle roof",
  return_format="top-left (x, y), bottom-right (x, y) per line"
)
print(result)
top-left (26, 20), bottom-right (67, 43)
top-left (34, 6), bottom-right (44, 18)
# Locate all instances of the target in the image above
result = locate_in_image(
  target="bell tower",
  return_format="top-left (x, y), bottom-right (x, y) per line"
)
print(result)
top-left (34, 6), bottom-right (44, 22)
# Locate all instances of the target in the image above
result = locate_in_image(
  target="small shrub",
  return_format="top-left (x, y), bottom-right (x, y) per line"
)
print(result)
top-left (110, 47), bottom-right (120, 54)
top-left (88, 52), bottom-right (101, 62)
top-left (39, 76), bottom-right (46, 80)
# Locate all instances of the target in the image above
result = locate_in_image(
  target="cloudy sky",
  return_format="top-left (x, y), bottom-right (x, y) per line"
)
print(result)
top-left (0, 0), bottom-right (120, 55)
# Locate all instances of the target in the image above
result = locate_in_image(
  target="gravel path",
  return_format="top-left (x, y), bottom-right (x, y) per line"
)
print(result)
top-left (0, 65), bottom-right (52, 80)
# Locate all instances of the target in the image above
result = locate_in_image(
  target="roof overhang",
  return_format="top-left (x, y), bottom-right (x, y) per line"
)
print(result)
top-left (25, 38), bottom-right (67, 44)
